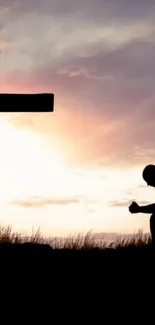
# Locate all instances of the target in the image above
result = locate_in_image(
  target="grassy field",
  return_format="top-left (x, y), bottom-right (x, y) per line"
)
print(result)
top-left (0, 225), bottom-right (151, 249)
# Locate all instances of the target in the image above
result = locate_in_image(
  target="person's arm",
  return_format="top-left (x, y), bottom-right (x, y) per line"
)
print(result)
top-left (139, 204), bottom-right (155, 214)
top-left (129, 201), bottom-right (155, 214)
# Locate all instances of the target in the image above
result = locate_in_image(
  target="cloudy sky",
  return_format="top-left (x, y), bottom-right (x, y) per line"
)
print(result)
top-left (0, 0), bottom-right (155, 236)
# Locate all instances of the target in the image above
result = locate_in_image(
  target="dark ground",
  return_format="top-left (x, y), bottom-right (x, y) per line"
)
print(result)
top-left (0, 243), bottom-right (152, 317)
top-left (0, 242), bottom-right (154, 277)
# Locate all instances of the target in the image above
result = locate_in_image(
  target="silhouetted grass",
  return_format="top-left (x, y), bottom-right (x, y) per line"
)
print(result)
top-left (0, 225), bottom-right (151, 249)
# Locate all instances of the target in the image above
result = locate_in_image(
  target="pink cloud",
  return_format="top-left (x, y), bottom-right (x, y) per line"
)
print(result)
top-left (0, 41), bottom-right (8, 49)
top-left (9, 196), bottom-right (80, 208)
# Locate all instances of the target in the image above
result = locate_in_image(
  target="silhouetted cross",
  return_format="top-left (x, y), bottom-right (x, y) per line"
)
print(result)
top-left (0, 93), bottom-right (54, 112)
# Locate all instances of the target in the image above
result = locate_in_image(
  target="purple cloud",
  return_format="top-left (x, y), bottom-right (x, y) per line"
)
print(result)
top-left (1, 0), bottom-right (155, 168)
top-left (3, 0), bottom-right (155, 22)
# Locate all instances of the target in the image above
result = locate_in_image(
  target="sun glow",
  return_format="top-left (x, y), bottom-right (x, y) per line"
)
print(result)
top-left (0, 118), bottom-right (68, 200)
top-left (0, 117), bottom-right (150, 236)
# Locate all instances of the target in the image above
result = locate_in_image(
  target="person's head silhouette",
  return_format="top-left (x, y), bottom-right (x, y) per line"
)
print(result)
top-left (142, 164), bottom-right (155, 187)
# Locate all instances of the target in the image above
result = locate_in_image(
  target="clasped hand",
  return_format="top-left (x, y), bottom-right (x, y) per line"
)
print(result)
top-left (129, 201), bottom-right (140, 214)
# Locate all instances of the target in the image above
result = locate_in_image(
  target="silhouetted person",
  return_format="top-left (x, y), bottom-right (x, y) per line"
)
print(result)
top-left (129, 164), bottom-right (155, 245)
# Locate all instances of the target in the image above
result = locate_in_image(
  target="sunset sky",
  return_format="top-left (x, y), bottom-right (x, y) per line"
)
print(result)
top-left (0, 0), bottom-right (155, 236)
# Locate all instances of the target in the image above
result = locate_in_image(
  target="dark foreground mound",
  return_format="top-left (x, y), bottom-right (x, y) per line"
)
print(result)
top-left (0, 243), bottom-right (152, 315)
top-left (0, 242), bottom-right (154, 274)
